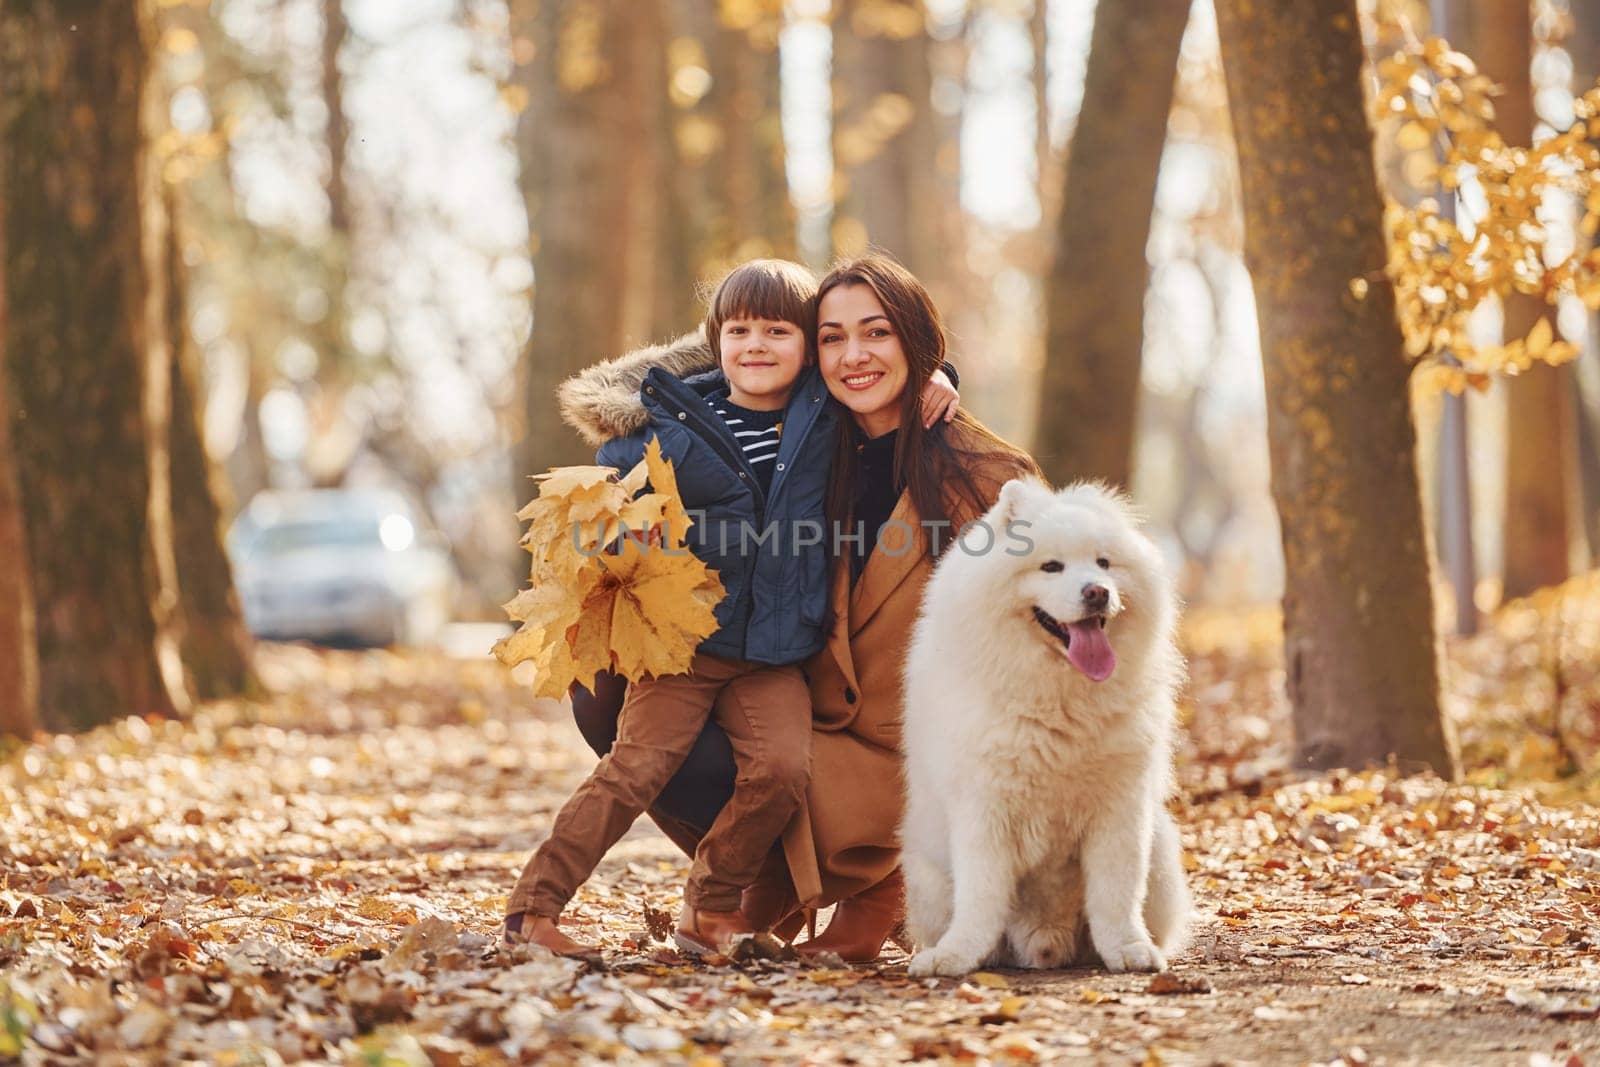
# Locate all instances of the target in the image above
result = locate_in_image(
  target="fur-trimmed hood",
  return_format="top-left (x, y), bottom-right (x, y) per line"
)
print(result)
top-left (557, 329), bottom-right (719, 448)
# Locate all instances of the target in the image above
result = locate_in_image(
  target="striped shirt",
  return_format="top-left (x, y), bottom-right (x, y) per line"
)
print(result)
top-left (708, 389), bottom-right (785, 493)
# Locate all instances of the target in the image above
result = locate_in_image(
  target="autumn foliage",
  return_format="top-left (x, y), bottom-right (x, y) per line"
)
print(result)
top-left (494, 439), bottom-right (725, 699)
top-left (1375, 35), bottom-right (1600, 388)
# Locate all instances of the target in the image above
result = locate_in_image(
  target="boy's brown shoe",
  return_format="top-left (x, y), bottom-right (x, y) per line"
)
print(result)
top-left (504, 912), bottom-right (602, 961)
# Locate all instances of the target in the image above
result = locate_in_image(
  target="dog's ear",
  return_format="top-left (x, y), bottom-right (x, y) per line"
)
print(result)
top-left (994, 477), bottom-right (1045, 524)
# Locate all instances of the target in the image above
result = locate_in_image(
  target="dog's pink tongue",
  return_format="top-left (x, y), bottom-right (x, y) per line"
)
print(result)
top-left (1066, 621), bottom-right (1115, 681)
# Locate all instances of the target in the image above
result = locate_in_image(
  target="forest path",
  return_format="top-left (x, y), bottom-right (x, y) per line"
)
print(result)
top-left (2, 644), bottom-right (1598, 1065)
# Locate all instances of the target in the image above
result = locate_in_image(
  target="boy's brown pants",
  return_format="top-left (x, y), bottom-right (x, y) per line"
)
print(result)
top-left (507, 652), bottom-right (811, 917)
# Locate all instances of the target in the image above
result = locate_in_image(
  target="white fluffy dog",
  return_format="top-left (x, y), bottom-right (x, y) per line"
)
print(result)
top-left (901, 479), bottom-right (1189, 977)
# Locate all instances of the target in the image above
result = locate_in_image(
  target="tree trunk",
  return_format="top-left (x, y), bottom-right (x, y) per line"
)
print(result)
top-left (723, 13), bottom-right (793, 264)
top-left (672, 0), bottom-right (794, 280)
top-left (138, 62), bottom-right (197, 720)
top-left (0, 196), bottom-right (40, 738)
top-left (1215, 0), bottom-right (1457, 776)
top-left (1565, 0), bottom-right (1600, 561)
top-left (323, 0), bottom-right (352, 237)
top-left (1576, 389), bottom-right (1600, 560)
top-left (510, 0), bottom-right (675, 479)
top-left (161, 0), bottom-right (270, 517)
top-left (1458, 1), bottom-right (1579, 597)
top-left (0, 1), bottom-right (180, 730)
top-left (924, 14), bottom-right (968, 314)
top-left (831, 0), bottom-right (943, 279)
top-left (1426, 0), bottom-right (1479, 638)
top-left (1031, 0), bottom-right (1054, 226)
top-left (316, 0), bottom-right (355, 445)
top-left (165, 197), bottom-right (256, 701)
top-left (1032, 0), bottom-right (1191, 489)
top-left (223, 363), bottom-right (271, 517)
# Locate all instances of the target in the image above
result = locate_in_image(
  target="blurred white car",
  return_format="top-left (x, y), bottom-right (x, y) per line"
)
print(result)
top-left (229, 489), bottom-right (457, 648)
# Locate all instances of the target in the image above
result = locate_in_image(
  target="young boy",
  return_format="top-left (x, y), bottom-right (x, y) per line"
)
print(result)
top-left (505, 260), bottom-right (836, 957)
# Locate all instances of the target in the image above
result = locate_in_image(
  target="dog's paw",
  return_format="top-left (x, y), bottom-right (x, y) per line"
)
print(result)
top-left (908, 943), bottom-right (984, 978)
top-left (1010, 923), bottom-right (1081, 970)
top-left (1099, 937), bottom-right (1167, 973)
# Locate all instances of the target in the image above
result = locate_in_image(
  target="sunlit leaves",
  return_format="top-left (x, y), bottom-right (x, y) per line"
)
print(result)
top-left (668, 37), bottom-right (712, 108)
top-left (556, 1), bottom-right (608, 93)
top-left (1373, 36), bottom-right (1600, 388)
top-left (832, 214), bottom-right (869, 257)
top-left (676, 114), bottom-right (724, 166)
top-left (719, 0), bottom-right (786, 38)
top-left (833, 92), bottom-right (915, 168)
top-left (496, 439), bottom-right (725, 698)
top-left (847, 0), bottom-right (926, 41)
top-left (160, 27), bottom-right (200, 56)
top-left (1411, 362), bottom-right (1490, 396)
top-left (499, 83), bottom-right (529, 115)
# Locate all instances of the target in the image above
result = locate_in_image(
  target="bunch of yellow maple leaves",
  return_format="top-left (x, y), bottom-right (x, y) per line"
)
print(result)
top-left (494, 439), bottom-right (725, 698)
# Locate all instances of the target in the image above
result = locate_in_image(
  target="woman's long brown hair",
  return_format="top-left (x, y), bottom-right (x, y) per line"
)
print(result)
top-left (816, 253), bottom-right (1032, 552)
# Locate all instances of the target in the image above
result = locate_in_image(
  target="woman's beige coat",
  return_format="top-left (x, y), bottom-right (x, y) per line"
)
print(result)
top-left (784, 426), bottom-right (1037, 906)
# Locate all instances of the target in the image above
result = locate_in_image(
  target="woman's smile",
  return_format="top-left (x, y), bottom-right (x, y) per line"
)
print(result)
top-left (839, 371), bottom-right (885, 390)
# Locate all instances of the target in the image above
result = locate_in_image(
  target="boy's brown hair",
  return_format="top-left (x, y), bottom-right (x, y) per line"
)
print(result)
top-left (704, 259), bottom-right (820, 362)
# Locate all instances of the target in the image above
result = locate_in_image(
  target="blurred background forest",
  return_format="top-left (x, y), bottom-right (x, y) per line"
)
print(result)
top-left (3, 0), bottom-right (1600, 771)
top-left (11, 7), bottom-right (1600, 1059)
top-left (91, 0), bottom-right (1600, 605)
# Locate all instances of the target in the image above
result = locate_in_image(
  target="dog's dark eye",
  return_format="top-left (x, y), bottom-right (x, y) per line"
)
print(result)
top-left (1040, 561), bottom-right (1064, 573)
top-left (1096, 557), bottom-right (1111, 570)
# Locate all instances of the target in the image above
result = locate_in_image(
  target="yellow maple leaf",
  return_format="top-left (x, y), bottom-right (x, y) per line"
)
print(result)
top-left (532, 631), bottom-right (581, 701)
top-left (567, 481), bottom-right (630, 524)
top-left (502, 571), bottom-right (592, 629)
top-left (531, 464), bottom-right (616, 498)
top-left (600, 536), bottom-right (724, 679)
top-left (641, 437), bottom-right (696, 549)
top-left (1525, 316), bottom-right (1553, 358)
top-left (567, 581), bottom-right (620, 693)
top-left (491, 625), bottom-right (544, 668)
top-left (502, 439), bottom-right (724, 696)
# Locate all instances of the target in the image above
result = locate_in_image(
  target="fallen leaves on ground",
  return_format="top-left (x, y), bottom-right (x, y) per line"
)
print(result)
top-left (1, 632), bottom-right (1598, 1063)
top-left (1180, 571), bottom-right (1600, 802)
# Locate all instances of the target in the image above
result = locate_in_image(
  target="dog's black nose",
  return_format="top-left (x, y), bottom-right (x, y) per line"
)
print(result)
top-left (1082, 583), bottom-right (1109, 611)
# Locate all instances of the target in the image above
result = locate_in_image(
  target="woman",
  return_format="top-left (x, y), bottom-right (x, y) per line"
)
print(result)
top-left (557, 255), bottom-right (1038, 961)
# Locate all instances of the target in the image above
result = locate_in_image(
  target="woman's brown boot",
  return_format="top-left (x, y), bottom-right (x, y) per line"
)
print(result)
top-left (794, 869), bottom-right (906, 964)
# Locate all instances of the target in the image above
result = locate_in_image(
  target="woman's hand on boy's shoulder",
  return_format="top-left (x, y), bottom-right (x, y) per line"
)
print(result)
top-left (921, 370), bottom-right (959, 428)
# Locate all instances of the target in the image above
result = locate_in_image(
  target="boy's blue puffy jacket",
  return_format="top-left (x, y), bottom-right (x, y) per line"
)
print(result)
top-left (595, 364), bottom-right (836, 666)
